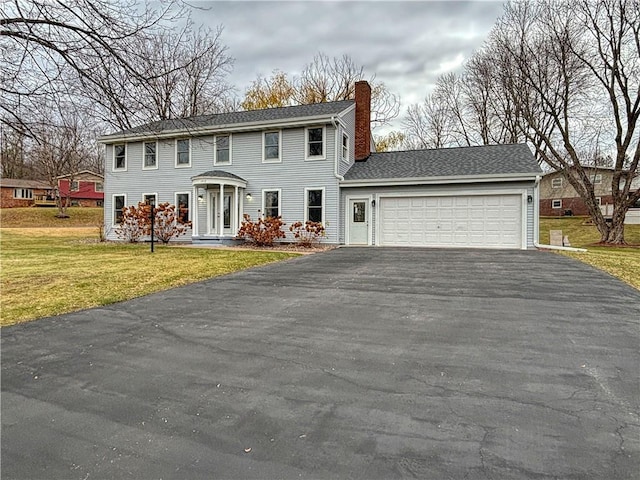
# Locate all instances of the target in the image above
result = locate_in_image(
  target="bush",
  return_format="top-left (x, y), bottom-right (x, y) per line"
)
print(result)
top-left (153, 202), bottom-right (192, 244)
top-left (289, 221), bottom-right (325, 247)
top-left (115, 203), bottom-right (151, 243)
top-left (237, 214), bottom-right (286, 246)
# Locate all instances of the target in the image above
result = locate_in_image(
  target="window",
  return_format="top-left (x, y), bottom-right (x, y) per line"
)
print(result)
top-left (224, 195), bottom-right (231, 228)
top-left (144, 141), bottom-right (157, 169)
top-left (143, 193), bottom-right (157, 206)
top-left (113, 194), bottom-right (126, 224)
top-left (176, 139), bottom-right (190, 167)
top-left (113, 144), bottom-right (126, 170)
top-left (595, 197), bottom-right (602, 206)
top-left (262, 190), bottom-right (280, 218)
top-left (95, 182), bottom-right (104, 192)
top-left (551, 178), bottom-right (562, 188)
top-left (593, 174), bottom-right (602, 185)
top-left (13, 188), bottom-right (33, 199)
top-left (263, 131), bottom-right (281, 162)
top-left (552, 199), bottom-right (562, 209)
top-left (342, 132), bottom-right (349, 162)
top-left (305, 188), bottom-right (324, 223)
top-left (215, 135), bottom-right (231, 165)
top-left (71, 180), bottom-right (79, 191)
top-left (306, 126), bottom-right (325, 160)
top-left (175, 192), bottom-right (190, 223)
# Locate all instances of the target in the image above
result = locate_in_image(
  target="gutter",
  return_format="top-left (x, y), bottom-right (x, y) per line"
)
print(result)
top-left (340, 173), bottom-right (540, 187)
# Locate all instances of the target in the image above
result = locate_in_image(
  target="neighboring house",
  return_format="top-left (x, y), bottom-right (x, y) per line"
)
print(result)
top-left (99, 81), bottom-right (542, 249)
top-left (0, 178), bottom-right (53, 208)
top-left (539, 168), bottom-right (640, 224)
top-left (57, 171), bottom-right (104, 207)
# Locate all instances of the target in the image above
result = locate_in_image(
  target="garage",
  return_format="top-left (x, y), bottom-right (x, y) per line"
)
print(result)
top-left (379, 194), bottom-right (523, 249)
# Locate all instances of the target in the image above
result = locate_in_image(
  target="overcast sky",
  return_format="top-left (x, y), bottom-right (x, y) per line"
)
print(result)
top-left (192, 1), bottom-right (506, 133)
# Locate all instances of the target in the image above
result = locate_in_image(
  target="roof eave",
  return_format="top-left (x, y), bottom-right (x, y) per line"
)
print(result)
top-left (340, 172), bottom-right (541, 187)
top-left (98, 107), bottom-right (352, 144)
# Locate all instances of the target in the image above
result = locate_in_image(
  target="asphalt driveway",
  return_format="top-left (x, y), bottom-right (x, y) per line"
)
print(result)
top-left (2, 248), bottom-right (639, 479)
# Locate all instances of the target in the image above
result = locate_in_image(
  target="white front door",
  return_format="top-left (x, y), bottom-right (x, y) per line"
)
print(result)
top-left (348, 198), bottom-right (369, 245)
top-left (209, 192), bottom-right (233, 236)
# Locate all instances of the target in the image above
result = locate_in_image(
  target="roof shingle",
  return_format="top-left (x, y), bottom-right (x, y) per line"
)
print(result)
top-left (344, 144), bottom-right (541, 181)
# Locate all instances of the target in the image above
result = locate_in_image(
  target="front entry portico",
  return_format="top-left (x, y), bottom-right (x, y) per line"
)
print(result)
top-left (191, 171), bottom-right (247, 239)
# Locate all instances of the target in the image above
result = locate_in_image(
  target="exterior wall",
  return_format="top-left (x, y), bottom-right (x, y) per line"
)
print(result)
top-left (539, 170), bottom-right (616, 216)
top-left (104, 123), bottom-right (342, 243)
top-left (338, 108), bottom-right (356, 177)
top-left (340, 181), bottom-right (537, 248)
top-left (540, 195), bottom-right (614, 216)
top-left (58, 178), bottom-right (104, 206)
top-left (0, 186), bottom-right (50, 208)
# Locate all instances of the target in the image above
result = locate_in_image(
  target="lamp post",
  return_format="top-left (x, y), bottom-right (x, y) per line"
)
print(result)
top-left (149, 198), bottom-right (155, 253)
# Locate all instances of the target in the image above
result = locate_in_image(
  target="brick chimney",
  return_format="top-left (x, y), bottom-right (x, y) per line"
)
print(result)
top-left (354, 80), bottom-right (371, 161)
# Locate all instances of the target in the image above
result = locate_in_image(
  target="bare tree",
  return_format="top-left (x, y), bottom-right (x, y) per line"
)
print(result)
top-left (491, 0), bottom-right (639, 244)
top-left (242, 52), bottom-right (400, 129)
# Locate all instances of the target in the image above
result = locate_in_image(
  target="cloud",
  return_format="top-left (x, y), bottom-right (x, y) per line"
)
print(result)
top-left (193, 0), bottom-right (505, 129)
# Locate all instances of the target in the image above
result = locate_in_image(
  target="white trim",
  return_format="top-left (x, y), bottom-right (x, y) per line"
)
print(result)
top-left (551, 177), bottom-right (563, 188)
top-left (142, 192), bottom-right (158, 206)
top-left (341, 131), bottom-right (350, 163)
top-left (305, 126), bottom-right (326, 161)
top-left (262, 130), bottom-right (282, 163)
top-left (340, 173), bottom-right (539, 187)
top-left (374, 189), bottom-right (529, 250)
top-left (112, 193), bottom-right (126, 225)
top-left (112, 143), bottom-right (127, 172)
top-left (345, 195), bottom-right (373, 246)
top-left (304, 187), bottom-right (325, 225)
top-left (552, 199), bottom-right (562, 209)
top-left (261, 188), bottom-right (282, 218)
top-left (142, 141), bottom-right (158, 170)
top-left (595, 196), bottom-right (602, 206)
top-left (214, 133), bottom-right (232, 166)
top-left (175, 191), bottom-right (191, 222)
top-left (175, 138), bottom-right (191, 168)
top-left (192, 186), bottom-right (199, 237)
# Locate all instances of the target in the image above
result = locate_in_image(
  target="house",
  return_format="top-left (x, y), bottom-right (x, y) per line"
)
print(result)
top-left (539, 168), bottom-right (640, 224)
top-left (0, 178), bottom-right (53, 208)
top-left (99, 81), bottom-right (542, 249)
top-left (57, 171), bottom-right (104, 207)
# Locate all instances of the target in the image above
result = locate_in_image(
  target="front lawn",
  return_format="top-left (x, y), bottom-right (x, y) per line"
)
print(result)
top-left (539, 217), bottom-right (640, 290)
top-left (0, 207), bottom-right (104, 228)
top-left (0, 228), bottom-right (299, 326)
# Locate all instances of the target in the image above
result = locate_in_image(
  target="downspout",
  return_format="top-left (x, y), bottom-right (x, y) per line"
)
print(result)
top-left (532, 174), bottom-right (587, 252)
top-left (331, 116), bottom-right (344, 245)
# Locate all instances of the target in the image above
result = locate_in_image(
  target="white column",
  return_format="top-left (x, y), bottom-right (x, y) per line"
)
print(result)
top-left (192, 185), bottom-right (199, 237)
top-left (239, 189), bottom-right (244, 234)
top-left (219, 182), bottom-right (225, 236)
top-left (233, 185), bottom-right (239, 234)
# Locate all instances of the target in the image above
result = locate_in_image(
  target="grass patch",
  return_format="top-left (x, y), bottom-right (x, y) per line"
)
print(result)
top-left (0, 207), bottom-right (104, 228)
top-left (540, 217), bottom-right (640, 290)
top-left (0, 228), bottom-right (299, 326)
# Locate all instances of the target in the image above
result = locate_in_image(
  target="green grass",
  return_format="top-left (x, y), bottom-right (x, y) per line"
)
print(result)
top-left (0, 228), bottom-right (299, 326)
top-left (539, 217), bottom-right (640, 290)
top-left (0, 207), bottom-right (104, 228)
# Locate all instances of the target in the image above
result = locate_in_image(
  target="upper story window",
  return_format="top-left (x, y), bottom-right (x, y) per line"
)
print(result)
top-left (215, 135), bottom-right (231, 165)
top-left (176, 139), bottom-right (190, 167)
top-left (113, 194), bottom-right (126, 224)
top-left (263, 189), bottom-right (280, 218)
top-left (13, 188), bottom-right (33, 199)
top-left (592, 174), bottom-right (602, 185)
top-left (263, 131), bottom-right (281, 163)
top-left (95, 182), bottom-right (104, 192)
top-left (341, 132), bottom-right (349, 163)
top-left (144, 141), bottom-right (157, 169)
top-left (70, 180), bottom-right (79, 191)
top-left (551, 177), bottom-right (562, 188)
top-left (306, 126), bottom-right (325, 160)
top-left (113, 144), bottom-right (126, 171)
top-left (175, 192), bottom-right (190, 223)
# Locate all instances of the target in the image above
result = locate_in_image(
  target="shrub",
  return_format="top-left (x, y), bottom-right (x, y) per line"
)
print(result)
top-left (153, 202), bottom-right (192, 244)
top-left (289, 221), bottom-right (325, 247)
top-left (115, 202), bottom-right (151, 243)
top-left (237, 214), bottom-right (286, 246)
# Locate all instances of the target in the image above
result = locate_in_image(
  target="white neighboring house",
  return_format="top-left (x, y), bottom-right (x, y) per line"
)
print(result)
top-left (99, 81), bottom-right (542, 249)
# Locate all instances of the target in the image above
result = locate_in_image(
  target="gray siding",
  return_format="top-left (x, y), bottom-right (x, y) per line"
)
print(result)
top-left (338, 108), bottom-right (356, 177)
top-left (340, 181), bottom-right (538, 248)
top-left (104, 123), bottom-right (342, 243)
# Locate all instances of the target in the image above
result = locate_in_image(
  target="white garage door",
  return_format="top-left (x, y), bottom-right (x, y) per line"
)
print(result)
top-left (379, 195), bottom-right (522, 248)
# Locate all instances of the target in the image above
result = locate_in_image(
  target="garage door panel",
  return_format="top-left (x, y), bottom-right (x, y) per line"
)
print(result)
top-left (380, 194), bottom-right (522, 249)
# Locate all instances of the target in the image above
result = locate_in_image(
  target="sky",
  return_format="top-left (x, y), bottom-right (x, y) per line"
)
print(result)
top-left (190, 0), bottom-right (506, 133)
